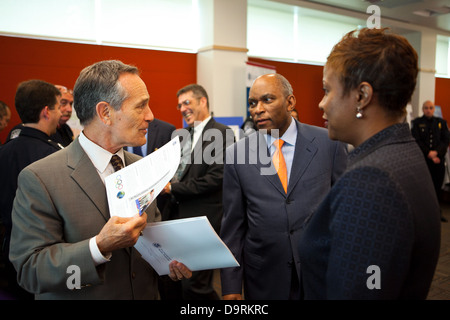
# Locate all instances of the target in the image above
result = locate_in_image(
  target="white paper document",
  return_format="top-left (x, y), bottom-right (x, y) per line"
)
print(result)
top-left (105, 136), bottom-right (180, 218)
top-left (134, 216), bottom-right (240, 275)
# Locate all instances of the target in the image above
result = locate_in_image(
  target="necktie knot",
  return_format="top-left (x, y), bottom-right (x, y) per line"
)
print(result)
top-left (274, 138), bottom-right (284, 151)
top-left (110, 154), bottom-right (124, 172)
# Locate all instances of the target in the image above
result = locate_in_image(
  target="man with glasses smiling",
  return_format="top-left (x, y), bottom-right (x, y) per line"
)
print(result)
top-left (162, 84), bottom-right (234, 300)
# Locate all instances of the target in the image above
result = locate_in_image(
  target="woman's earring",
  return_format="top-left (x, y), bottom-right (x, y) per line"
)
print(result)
top-left (356, 107), bottom-right (363, 119)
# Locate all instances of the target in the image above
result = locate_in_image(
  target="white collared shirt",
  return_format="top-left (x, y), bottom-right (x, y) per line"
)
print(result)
top-left (191, 115), bottom-right (211, 151)
top-left (78, 131), bottom-right (125, 184)
top-left (78, 131), bottom-right (126, 265)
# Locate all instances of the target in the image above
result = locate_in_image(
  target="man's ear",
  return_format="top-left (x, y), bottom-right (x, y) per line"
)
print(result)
top-left (97, 102), bottom-right (112, 125)
top-left (199, 96), bottom-right (208, 109)
top-left (40, 106), bottom-right (50, 120)
top-left (286, 94), bottom-right (296, 112)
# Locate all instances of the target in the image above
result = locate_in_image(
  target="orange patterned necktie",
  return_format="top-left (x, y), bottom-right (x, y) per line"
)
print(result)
top-left (110, 155), bottom-right (124, 172)
top-left (273, 139), bottom-right (287, 193)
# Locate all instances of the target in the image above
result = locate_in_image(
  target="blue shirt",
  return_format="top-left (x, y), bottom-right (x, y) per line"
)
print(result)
top-left (264, 117), bottom-right (297, 183)
top-left (126, 132), bottom-right (148, 155)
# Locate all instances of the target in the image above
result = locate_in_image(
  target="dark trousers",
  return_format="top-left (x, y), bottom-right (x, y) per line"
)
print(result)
top-left (158, 269), bottom-right (220, 300)
top-left (181, 269), bottom-right (220, 300)
top-left (427, 159), bottom-right (445, 200)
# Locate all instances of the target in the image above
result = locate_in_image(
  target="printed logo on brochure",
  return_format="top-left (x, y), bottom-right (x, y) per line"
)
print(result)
top-left (115, 175), bottom-right (125, 199)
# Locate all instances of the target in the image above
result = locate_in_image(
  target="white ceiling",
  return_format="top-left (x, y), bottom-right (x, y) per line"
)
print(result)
top-left (295, 0), bottom-right (450, 35)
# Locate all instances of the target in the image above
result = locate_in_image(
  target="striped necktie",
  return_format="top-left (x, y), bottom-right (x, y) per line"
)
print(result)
top-left (110, 155), bottom-right (124, 172)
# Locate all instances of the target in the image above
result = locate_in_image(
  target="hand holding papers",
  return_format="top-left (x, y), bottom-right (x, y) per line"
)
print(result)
top-left (105, 137), bottom-right (239, 275)
top-left (105, 137), bottom-right (181, 218)
top-left (135, 216), bottom-right (239, 275)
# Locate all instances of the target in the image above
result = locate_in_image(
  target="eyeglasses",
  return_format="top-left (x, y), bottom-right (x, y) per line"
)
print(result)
top-left (176, 99), bottom-right (193, 110)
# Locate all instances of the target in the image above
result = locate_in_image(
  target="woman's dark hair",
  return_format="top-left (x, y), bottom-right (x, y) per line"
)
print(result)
top-left (327, 27), bottom-right (418, 117)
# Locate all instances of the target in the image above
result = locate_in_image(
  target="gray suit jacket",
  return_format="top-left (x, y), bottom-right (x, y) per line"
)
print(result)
top-left (220, 120), bottom-right (347, 299)
top-left (9, 138), bottom-right (161, 299)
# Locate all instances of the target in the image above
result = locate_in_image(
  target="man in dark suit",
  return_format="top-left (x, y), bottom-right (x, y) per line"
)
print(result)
top-left (162, 84), bottom-right (234, 300)
top-left (411, 100), bottom-right (450, 222)
top-left (9, 60), bottom-right (191, 299)
top-left (0, 80), bottom-right (62, 300)
top-left (220, 73), bottom-right (347, 300)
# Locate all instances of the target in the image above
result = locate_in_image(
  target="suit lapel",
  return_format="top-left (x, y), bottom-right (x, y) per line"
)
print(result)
top-left (251, 132), bottom-right (287, 196)
top-left (287, 122), bottom-right (317, 196)
top-left (68, 139), bottom-right (110, 221)
top-left (180, 118), bottom-right (215, 180)
top-left (251, 122), bottom-right (318, 197)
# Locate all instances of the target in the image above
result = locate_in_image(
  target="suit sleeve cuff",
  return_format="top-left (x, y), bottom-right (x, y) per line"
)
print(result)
top-left (89, 236), bottom-right (111, 266)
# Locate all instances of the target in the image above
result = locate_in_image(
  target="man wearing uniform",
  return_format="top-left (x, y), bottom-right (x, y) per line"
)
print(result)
top-left (0, 80), bottom-right (62, 299)
top-left (411, 100), bottom-right (450, 222)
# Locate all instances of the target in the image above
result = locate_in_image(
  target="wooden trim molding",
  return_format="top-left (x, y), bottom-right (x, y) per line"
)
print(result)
top-left (197, 45), bottom-right (249, 53)
top-left (419, 67), bottom-right (437, 74)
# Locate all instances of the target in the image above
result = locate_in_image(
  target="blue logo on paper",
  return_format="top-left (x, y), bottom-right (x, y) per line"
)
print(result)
top-left (117, 191), bottom-right (125, 199)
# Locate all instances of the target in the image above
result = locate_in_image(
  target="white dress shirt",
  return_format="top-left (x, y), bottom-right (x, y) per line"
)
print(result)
top-left (191, 115), bottom-right (211, 151)
top-left (79, 131), bottom-right (126, 265)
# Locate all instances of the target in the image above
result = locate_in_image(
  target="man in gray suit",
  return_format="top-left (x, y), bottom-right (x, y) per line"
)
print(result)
top-left (9, 60), bottom-right (191, 299)
top-left (220, 73), bottom-right (347, 300)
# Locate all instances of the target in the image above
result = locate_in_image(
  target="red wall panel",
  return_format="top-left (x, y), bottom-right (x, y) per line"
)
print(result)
top-left (4, 36), bottom-right (443, 143)
top-left (0, 36), bottom-right (196, 143)
top-left (248, 57), bottom-right (326, 128)
top-left (435, 77), bottom-right (450, 119)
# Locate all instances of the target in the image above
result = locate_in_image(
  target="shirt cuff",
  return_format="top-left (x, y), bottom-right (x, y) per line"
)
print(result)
top-left (89, 236), bottom-right (112, 266)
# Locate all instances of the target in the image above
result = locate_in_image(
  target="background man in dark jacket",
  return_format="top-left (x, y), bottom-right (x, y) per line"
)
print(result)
top-left (412, 100), bottom-right (450, 222)
top-left (0, 79), bottom-right (62, 299)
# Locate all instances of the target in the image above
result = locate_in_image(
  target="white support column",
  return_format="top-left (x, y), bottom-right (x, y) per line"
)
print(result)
top-left (196, 0), bottom-right (248, 119)
top-left (406, 30), bottom-right (437, 118)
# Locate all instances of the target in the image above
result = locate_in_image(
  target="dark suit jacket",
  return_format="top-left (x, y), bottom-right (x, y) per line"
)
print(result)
top-left (9, 138), bottom-right (161, 299)
top-left (411, 115), bottom-right (450, 161)
top-left (146, 119), bottom-right (176, 154)
top-left (50, 123), bottom-right (74, 147)
top-left (220, 120), bottom-right (347, 300)
top-left (144, 119), bottom-right (176, 220)
top-left (170, 117), bottom-right (234, 233)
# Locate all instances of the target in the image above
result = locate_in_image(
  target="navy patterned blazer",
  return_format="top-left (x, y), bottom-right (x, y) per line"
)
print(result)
top-left (298, 123), bottom-right (441, 299)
